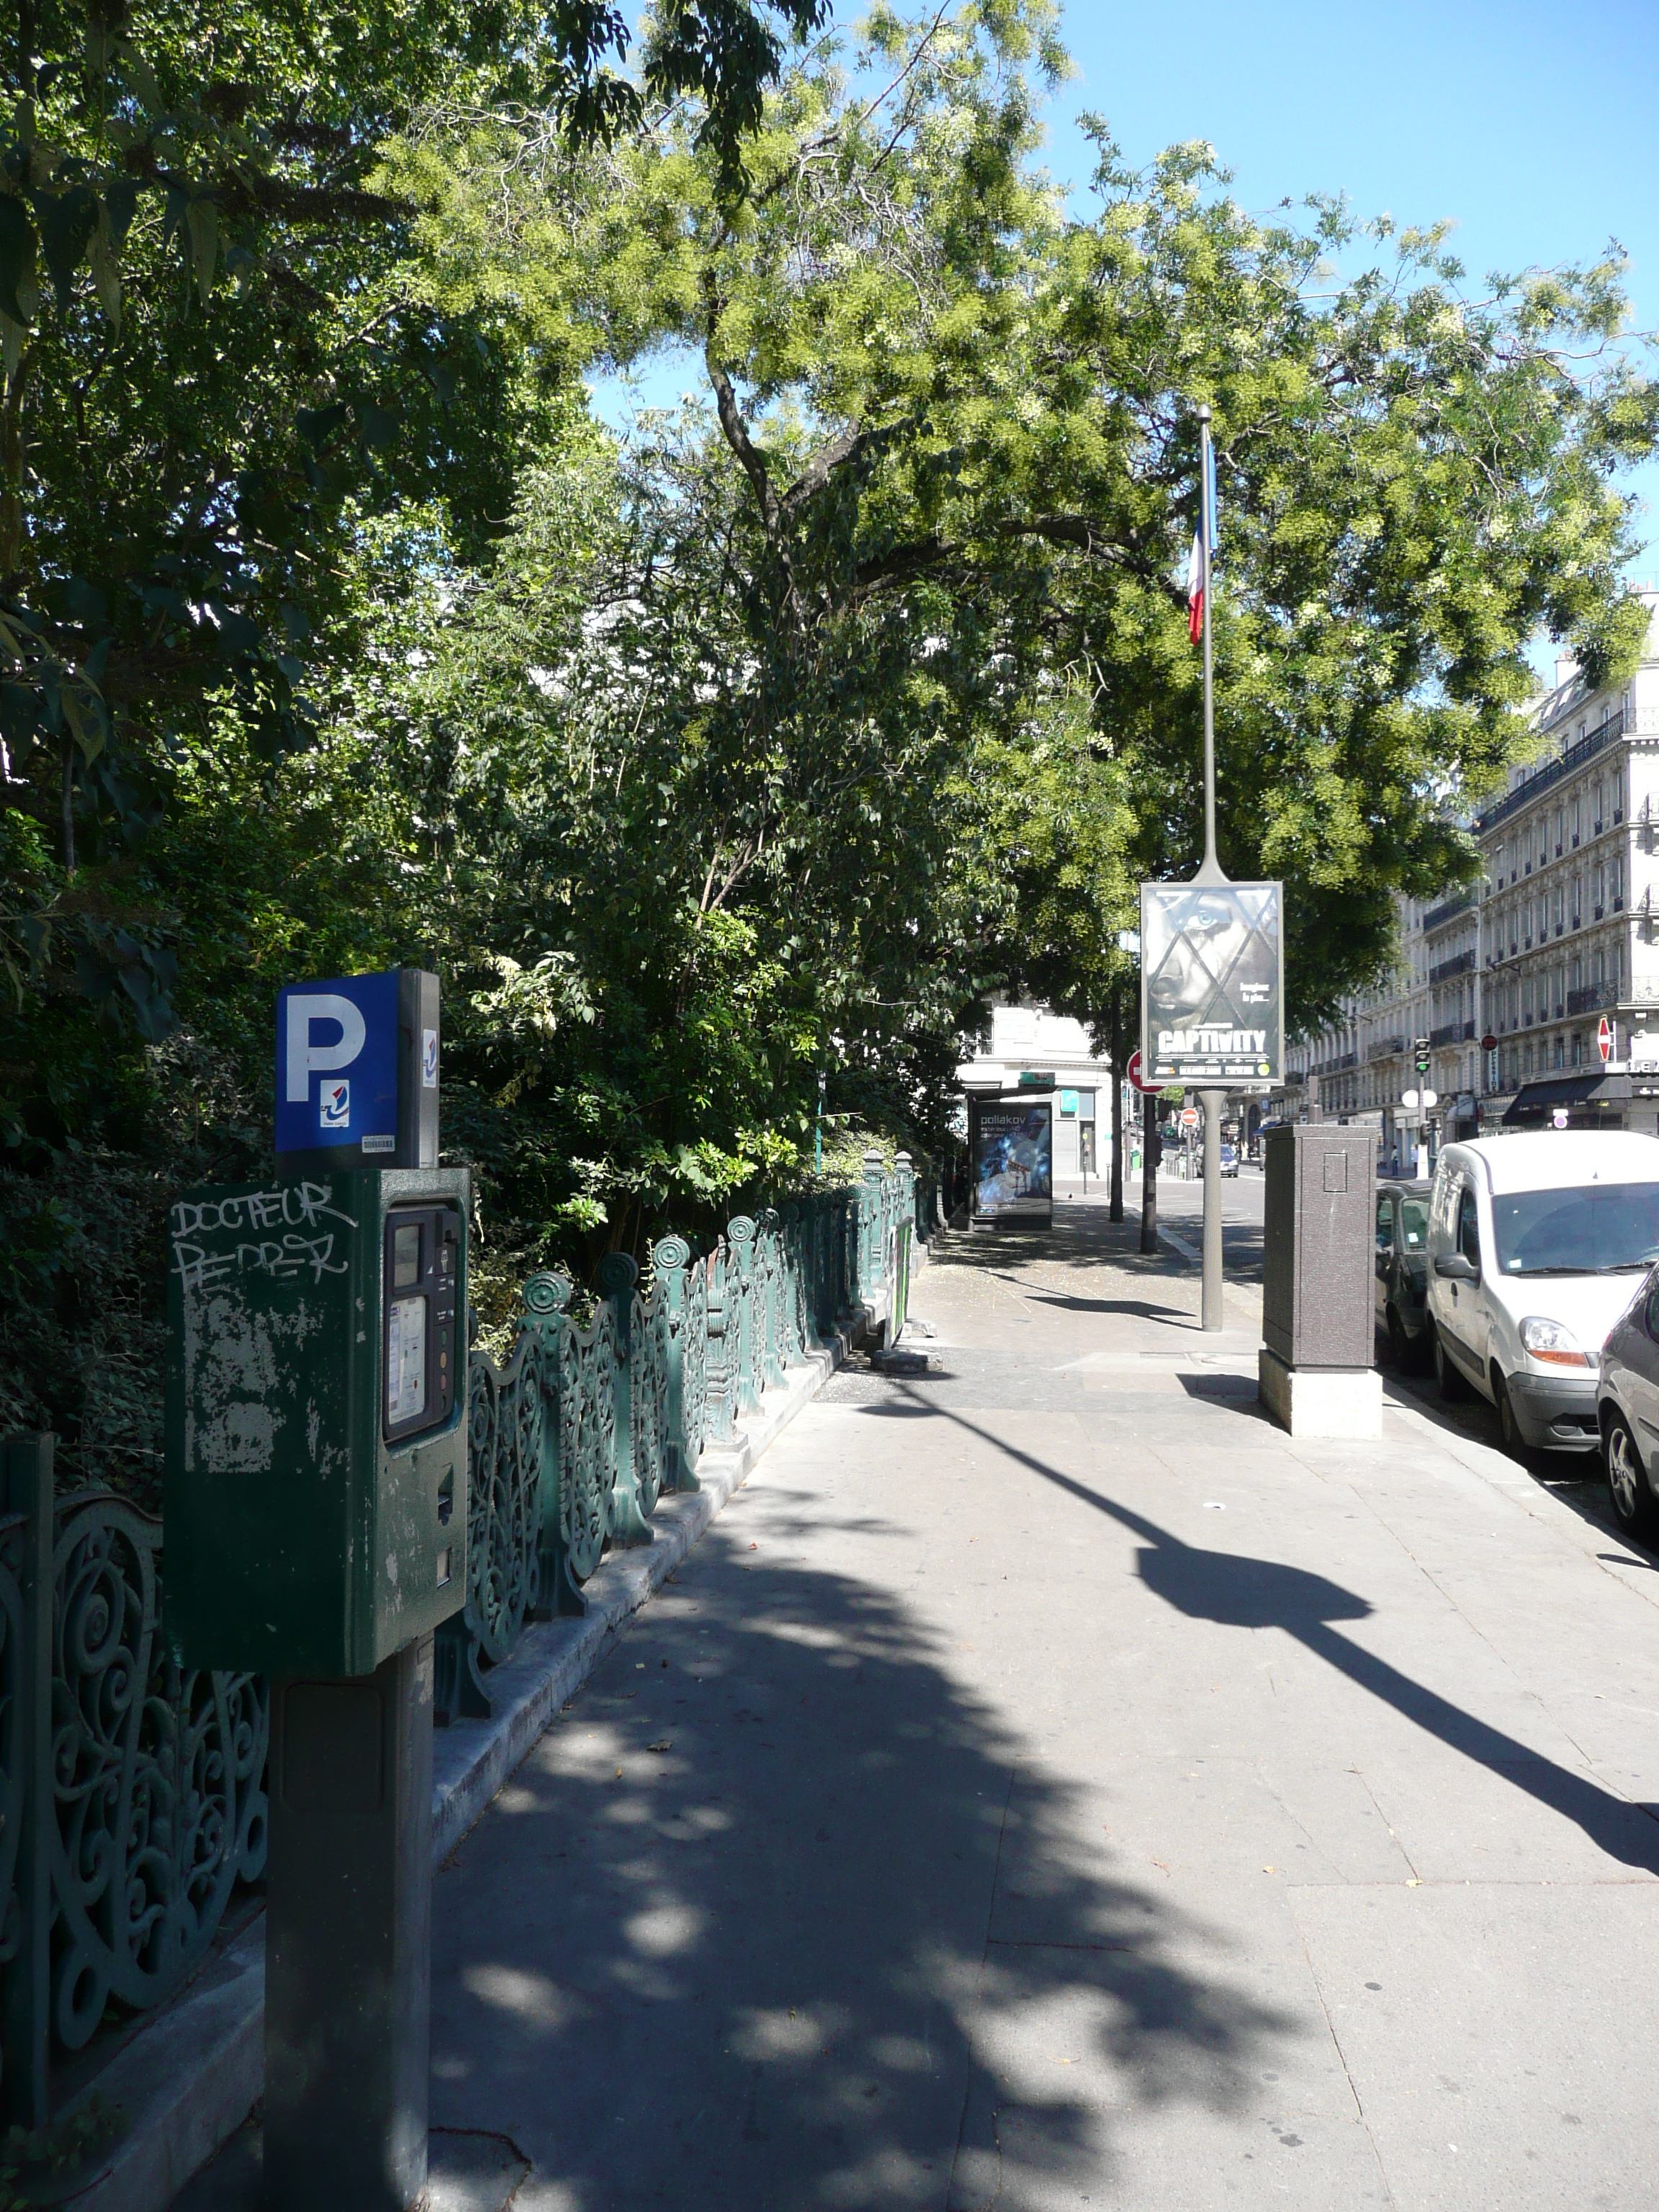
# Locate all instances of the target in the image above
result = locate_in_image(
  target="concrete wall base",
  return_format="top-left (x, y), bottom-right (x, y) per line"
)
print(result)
top-left (1258, 1348), bottom-right (1382, 1439)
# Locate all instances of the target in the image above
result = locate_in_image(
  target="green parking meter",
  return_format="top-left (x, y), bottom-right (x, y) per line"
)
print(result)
top-left (166, 1166), bottom-right (467, 1676)
top-left (166, 971), bottom-right (465, 2212)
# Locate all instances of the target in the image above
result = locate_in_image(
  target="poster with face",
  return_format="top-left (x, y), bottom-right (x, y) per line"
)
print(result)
top-left (972, 1100), bottom-right (1053, 1220)
top-left (1141, 881), bottom-right (1283, 1086)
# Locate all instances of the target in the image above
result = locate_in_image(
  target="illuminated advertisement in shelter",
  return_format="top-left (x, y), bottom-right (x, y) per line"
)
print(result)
top-left (971, 1100), bottom-right (1053, 1223)
top-left (1140, 881), bottom-right (1284, 1087)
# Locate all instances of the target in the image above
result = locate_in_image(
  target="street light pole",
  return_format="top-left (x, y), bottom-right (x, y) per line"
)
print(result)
top-left (1192, 404), bottom-right (1226, 1333)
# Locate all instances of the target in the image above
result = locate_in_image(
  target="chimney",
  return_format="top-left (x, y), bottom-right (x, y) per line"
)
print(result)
top-left (1555, 653), bottom-right (1578, 690)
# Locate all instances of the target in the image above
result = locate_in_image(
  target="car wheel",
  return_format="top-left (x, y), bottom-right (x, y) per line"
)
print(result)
top-left (1493, 1372), bottom-right (1525, 1459)
top-left (1605, 1413), bottom-right (1658, 1538)
top-left (1433, 1326), bottom-right (1469, 1401)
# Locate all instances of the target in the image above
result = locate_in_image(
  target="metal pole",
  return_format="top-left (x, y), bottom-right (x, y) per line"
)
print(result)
top-left (815, 1069), bottom-right (825, 1176)
top-left (1194, 404), bottom-right (1225, 1331)
top-left (1139, 1089), bottom-right (1159, 1254)
top-left (1201, 1089), bottom-right (1223, 1329)
top-left (1108, 989), bottom-right (1124, 1221)
top-left (1197, 406), bottom-right (1218, 882)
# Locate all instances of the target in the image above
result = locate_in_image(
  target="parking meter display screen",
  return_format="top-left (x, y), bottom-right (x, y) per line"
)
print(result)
top-left (1141, 881), bottom-right (1283, 1086)
top-left (974, 1102), bottom-right (1052, 1219)
top-left (392, 1220), bottom-right (421, 1288)
top-left (387, 1296), bottom-right (427, 1425)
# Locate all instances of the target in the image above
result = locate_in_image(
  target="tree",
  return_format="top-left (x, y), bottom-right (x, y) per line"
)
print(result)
top-left (403, 0), bottom-right (1657, 1040)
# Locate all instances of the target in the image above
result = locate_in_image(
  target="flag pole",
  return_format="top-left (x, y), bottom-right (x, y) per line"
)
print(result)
top-left (1195, 403), bottom-right (1226, 1332)
top-left (1196, 404), bottom-right (1220, 887)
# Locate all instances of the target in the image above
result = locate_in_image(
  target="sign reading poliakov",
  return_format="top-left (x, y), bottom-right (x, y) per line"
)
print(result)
top-left (1140, 881), bottom-right (1284, 1088)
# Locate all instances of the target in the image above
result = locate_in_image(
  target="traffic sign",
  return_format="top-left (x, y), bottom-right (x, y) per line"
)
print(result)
top-left (1598, 1015), bottom-right (1613, 1064)
top-left (1125, 1048), bottom-right (1162, 1096)
top-left (1179, 1105), bottom-right (1200, 1131)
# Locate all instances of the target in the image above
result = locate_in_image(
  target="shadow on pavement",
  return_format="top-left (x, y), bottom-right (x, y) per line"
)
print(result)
top-left (420, 1534), bottom-right (1298, 2212)
top-left (896, 1392), bottom-right (1659, 1879)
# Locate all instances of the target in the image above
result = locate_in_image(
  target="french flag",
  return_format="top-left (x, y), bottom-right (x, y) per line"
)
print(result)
top-left (1187, 436), bottom-right (1218, 644)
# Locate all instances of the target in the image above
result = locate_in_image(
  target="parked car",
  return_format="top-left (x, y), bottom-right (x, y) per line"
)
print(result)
top-left (1597, 1269), bottom-right (1659, 1535)
top-left (1374, 1179), bottom-right (1433, 1367)
top-left (1425, 1130), bottom-right (1659, 1457)
top-left (1220, 1141), bottom-right (1239, 1178)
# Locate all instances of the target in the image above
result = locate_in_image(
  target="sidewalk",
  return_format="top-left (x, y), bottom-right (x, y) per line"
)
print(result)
top-left (184, 1205), bottom-right (1659, 2209)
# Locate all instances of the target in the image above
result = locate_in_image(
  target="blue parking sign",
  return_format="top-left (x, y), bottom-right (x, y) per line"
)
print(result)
top-left (275, 972), bottom-right (400, 1156)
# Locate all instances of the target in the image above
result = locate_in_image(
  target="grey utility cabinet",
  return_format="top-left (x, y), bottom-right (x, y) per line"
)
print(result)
top-left (1262, 1125), bottom-right (1377, 1370)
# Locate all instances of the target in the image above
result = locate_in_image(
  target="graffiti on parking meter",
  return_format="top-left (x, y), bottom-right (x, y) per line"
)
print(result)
top-left (171, 1182), bottom-right (359, 1293)
top-left (1140, 881), bottom-right (1284, 1087)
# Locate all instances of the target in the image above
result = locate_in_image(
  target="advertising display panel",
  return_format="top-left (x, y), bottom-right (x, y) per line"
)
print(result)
top-left (971, 1097), bottom-right (1053, 1225)
top-left (1141, 881), bottom-right (1283, 1087)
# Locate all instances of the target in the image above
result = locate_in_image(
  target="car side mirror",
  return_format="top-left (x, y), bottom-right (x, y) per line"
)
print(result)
top-left (1434, 1253), bottom-right (1478, 1282)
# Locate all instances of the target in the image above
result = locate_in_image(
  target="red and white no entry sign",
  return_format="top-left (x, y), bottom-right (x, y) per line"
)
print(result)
top-left (1179, 1105), bottom-right (1201, 1131)
top-left (1598, 1015), bottom-right (1613, 1065)
top-left (1126, 1048), bottom-right (1162, 1096)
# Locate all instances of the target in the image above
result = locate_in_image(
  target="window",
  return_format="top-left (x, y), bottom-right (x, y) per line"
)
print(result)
top-left (1457, 1184), bottom-right (1481, 1267)
top-left (1491, 1183), bottom-right (1659, 1276)
top-left (1553, 1035), bottom-right (1565, 1069)
top-left (1400, 1197), bottom-right (1428, 1247)
top-left (1376, 1196), bottom-right (1394, 1253)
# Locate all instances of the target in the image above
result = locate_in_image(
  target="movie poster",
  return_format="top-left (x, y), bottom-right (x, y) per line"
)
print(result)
top-left (1140, 881), bottom-right (1283, 1086)
top-left (972, 1100), bottom-right (1053, 1222)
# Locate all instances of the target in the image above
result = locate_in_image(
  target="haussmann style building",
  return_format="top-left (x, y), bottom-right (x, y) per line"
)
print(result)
top-left (1277, 587), bottom-right (1659, 1172)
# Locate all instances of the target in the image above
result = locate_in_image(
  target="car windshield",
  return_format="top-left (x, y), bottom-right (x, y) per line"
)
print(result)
top-left (1399, 1199), bottom-right (1429, 1248)
top-left (1491, 1182), bottom-right (1659, 1276)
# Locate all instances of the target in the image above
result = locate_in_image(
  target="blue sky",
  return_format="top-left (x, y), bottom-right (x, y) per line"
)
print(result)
top-left (597, 0), bottom-right (1659, 588)
top-left (1046, 0), bottom-right (1659, 575)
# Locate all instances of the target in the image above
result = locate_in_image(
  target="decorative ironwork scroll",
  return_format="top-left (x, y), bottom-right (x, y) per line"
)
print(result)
top-left (49, 1492), bottom-right (267, 2051)
top-left (655, 1236), bottom-right (707, 1489)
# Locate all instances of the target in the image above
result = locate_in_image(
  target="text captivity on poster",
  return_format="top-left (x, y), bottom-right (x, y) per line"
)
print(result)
top-left (1141, 882), bottom-right (1284, 1087)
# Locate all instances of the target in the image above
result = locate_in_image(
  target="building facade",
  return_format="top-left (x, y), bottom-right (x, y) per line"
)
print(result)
top-left (956, 1002), bottom-right (1117, 1181)
top-left (1282, 589), bottom-right (1659, 1166)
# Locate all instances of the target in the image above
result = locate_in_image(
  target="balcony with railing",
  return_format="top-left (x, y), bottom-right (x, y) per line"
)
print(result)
top-left (1366, 1035), bottom-right (1406, 1062)
top-left (1566, 981), bottom-right (1617, 1017)
top-left (1428, 950), bottom-right (1476, 986)
top-left (1475, 708), bottom-right (1625, 838)
top-left (1422, 894), bottom-right (1473, 935)
top-left (1429, 1020), bottom-right (1475, 1048)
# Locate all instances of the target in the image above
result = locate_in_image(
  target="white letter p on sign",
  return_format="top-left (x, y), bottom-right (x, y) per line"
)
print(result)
top-left (285, 994), bottom-right (367, 1102)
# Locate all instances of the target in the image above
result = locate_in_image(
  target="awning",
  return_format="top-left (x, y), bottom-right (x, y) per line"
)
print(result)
top-left (1501, 1071), bottom-right (1632, 1124)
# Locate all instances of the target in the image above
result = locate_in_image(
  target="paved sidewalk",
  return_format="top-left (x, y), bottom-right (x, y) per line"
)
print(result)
top-left (194, 1205), bottom-right (1659, 2208)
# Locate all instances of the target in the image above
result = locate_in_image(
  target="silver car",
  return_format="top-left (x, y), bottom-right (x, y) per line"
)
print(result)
top-left (1597, 1267), bottom-right (1659, 1536)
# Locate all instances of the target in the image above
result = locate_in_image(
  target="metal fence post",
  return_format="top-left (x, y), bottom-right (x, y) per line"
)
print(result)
top-left (0, 1434), bottom-right (51, 2128)
top-left (655, 1236), bottom-right (706, 1491)
top-left (600, 1256), bottom-right (652, 1545)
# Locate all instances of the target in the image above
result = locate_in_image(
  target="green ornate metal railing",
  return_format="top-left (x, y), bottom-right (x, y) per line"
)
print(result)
top-left (0, 1153), bottom-right (928, 2117)
top-left (435, 1155), bottom-right (925, 1721)
top-left (0, 1435), bottom-right (269, 2126)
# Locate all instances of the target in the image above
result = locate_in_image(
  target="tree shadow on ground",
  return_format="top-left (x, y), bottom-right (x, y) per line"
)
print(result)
top-left (427, 1527), bottom-right (1300, 2211)
top-left (901, 1394), bottom-right (1659, 1877)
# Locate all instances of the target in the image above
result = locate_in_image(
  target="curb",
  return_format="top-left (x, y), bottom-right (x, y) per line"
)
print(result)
top-left (55, 1287), bottom-right (898, 2212)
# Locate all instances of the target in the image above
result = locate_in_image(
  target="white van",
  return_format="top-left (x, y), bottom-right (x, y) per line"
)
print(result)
top-left (1426, 1130), bottom-right (1659, 1455)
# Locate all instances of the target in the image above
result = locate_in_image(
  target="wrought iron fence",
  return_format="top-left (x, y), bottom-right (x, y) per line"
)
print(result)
top-left (0, 1435), bottom-right (269, 2127)
top-left (435, 1155), bottom-right (922, 1719)
top-left (0, 1154), bottom-right (925, 2117)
